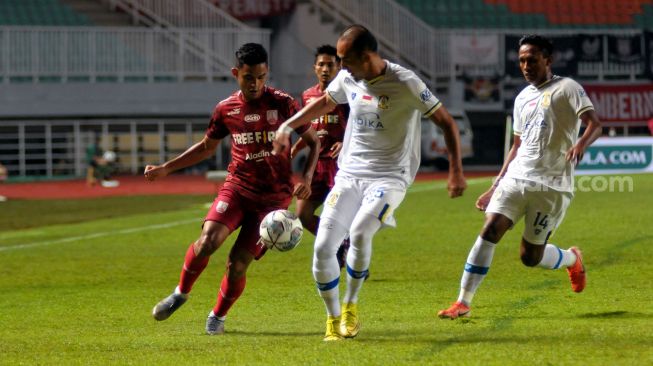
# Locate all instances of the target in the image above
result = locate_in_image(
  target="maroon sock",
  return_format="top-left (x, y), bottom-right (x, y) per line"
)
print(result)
top-left (212, 274), bottom-right (247, 317)
top-left (178, 243), bottom-right (210, 294)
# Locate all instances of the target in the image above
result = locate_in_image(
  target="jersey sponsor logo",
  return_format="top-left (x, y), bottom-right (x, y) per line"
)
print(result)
top-left (420, 89), bottom-right (433, 103)
top-left (216, 200), bottom-right (229, 213)
top-left (267, 110), bottom-right (278, 125)
top-left (244, 114), bottom-right (261, 122)
top-left (378, 95), bottom-right (390, 110)
top-left (227, 107), bottom-right (240, 116)
top-left (231, 131), bottom-right (276, 145)
top-left (352, 112), bottom-right (384, 130)
top-left (245, 149), bottom-right (271, 161)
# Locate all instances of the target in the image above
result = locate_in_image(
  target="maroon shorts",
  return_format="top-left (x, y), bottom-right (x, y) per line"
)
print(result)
top-left (309, 158), bottom-right (338, 202)
top-left (205, 186), bottom-right (291, 260)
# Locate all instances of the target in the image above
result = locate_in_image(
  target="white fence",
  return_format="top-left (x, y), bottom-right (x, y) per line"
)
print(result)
top-left (0, 118), bottom-right (230, 178)
top-left (0, 26), bottom-right (270, 82)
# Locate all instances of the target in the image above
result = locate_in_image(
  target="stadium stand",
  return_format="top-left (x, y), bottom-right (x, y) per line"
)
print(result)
top-left (396, 0), bottom-right (653, 28)
top-left (0, 0), bottom-right (90, 26)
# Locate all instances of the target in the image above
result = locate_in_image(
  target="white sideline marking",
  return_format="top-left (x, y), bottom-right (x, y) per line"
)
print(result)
top-left (0, 218), bottom-right (198, 252)
top-left (1, 177), bottom-right (493, 252)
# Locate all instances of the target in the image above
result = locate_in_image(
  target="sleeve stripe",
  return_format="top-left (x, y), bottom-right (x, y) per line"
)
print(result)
top-left (577, 105), bottom-right (594, 117)
top-left (326, 92), bottom-right (339, 104)
top-left (423, 101), bottom-right (442, 117)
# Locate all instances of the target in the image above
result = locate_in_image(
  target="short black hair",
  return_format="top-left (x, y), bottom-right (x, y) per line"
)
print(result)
top-left (519, 34), bottom-right (554, 58)
top-left (235, 43), bottom-right (268, 67)
top-left (340, 24), bottom-right (378, 54)
top-left (315, 44), bottom-right (340, 63)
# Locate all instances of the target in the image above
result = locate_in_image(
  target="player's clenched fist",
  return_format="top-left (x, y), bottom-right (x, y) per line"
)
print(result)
top-left (144, 164), bottom-right (168, 181)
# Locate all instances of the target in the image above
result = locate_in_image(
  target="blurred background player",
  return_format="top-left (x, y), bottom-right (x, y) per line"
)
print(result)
top-left (290, 45), bottom-right (352, 270)
top-left (438, 34), bottom-right (603, 320)
top-left (85, 135), bottom-right (119, 188)
top-left (147, 43), bottom-right (319, 335)
top-left (274, 25), bottom-right (467, 341)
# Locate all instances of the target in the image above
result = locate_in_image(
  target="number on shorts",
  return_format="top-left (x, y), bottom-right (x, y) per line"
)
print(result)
top-left (533, 212), bottom-right (549, 229)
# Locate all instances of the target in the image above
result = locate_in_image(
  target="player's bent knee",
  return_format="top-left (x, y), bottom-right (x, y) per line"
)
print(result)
top-left (520, 253), bottom-right (540, 267)
top-left (196, 236), bottom-right (220, 256)
top-left (314, 218), bottom-right (347, 260)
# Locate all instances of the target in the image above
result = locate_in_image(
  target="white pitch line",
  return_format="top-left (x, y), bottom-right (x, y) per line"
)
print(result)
top-left (1, 177), bottom-right (494, 252)
top-left (0, 218), bottom-right (198, 252)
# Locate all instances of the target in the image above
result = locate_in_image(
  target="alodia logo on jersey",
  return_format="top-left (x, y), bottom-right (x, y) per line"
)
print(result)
top-left (244, 114), bottom-right (261, 122)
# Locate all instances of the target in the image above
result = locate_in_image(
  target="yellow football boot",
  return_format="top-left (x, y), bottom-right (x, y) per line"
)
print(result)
top-left (340, 303), bottom-right (361, 338)
top-left (323, 315), bottom-right (343, 341)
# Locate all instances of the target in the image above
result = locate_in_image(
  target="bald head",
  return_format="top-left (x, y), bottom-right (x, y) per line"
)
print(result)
top-left (339, 24), bottom-right (378, 54)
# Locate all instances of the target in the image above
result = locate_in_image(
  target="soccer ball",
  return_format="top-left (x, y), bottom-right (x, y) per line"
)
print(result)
top-left (259, 209), bottom-right (303, 252)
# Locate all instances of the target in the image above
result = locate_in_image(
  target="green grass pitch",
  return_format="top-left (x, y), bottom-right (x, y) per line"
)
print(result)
top-left (1, 175), bottom-right (651, 365)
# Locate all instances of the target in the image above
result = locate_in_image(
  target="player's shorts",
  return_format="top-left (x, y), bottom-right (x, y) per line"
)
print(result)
top-left (309, 158), bottom-right (338, 202)
top-left (320, 174), bottom-right (407, 230)
top-left (205, 186), bottom-right (291, 260)
top-left (486, 177), bottom-right (572, 245)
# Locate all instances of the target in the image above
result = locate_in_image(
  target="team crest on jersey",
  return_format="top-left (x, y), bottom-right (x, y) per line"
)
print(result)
top-left (326, 191), bottom-right (340, 208)
top-left (216, 201), bottom-right (229, 213)
top-left (244, 114), bottom-right (261, 122)
top-left (351, 92), bottom-right (357, 100)
top-left (420, 89), bottom-right (432, 103)
top-left (267, 110), bottom-right (279, 124)
top-left (378, 95), bottom-right (390, 109)
top-left (541, 92), bottom-right (551, 108)
top-left (227, 108), bottom-right (240, 116)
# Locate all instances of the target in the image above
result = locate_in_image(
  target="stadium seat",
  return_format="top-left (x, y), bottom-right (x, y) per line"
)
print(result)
top-left (0, 0), bottom-right (90, 26)
top-left (396, 0), bottom-right (653, 28)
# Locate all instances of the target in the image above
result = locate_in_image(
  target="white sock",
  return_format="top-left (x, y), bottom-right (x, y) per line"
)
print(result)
top-left (342, 214), bottom-right (380, 304)
top-left (457, 236), bottom-right (496, 306)
top-left (313, 218), bottom-right (349, 317)
top-left (537, 244), bottom-right (577, 269)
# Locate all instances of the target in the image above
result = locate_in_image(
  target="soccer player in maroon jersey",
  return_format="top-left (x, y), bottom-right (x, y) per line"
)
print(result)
top-left (145, 43), bottom-right (319, 335)
top-left (290, 45), bottom-right (351, 269)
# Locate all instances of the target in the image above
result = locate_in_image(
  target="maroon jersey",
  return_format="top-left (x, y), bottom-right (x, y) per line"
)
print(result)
top-left (302, 84), bottom-right (348, 159)
top-left (206, 86), bottom-right (308, 204)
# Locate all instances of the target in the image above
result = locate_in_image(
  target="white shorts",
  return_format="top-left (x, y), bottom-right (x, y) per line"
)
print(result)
top-left (320, 174), bottom-right (407, 230)
top-left (485, 178), bottom-right (572, 245)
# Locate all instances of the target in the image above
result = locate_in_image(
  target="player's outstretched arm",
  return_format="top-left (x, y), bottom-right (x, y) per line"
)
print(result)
top-left (476, 135), bottom-right (521, 211)
top-left (273, 94), bottom-right (336, 155)
top-left (429, 105), bottom-right (467, 198)
top-left (566, 109), bottom-right (602, 166)
top-left (144, 136), bottom-right (220, 181)
top-left (293, 128), bottom-right (320, 200)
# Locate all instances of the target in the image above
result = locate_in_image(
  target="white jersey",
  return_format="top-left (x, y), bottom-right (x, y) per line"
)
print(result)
top-left (506, 76), bottom-right (594, 192)
top-left (326, 61), bottom-right (441, 186)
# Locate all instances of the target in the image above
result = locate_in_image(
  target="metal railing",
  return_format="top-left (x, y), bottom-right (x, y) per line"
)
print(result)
top-left (310, 0), bottom-right (449, 87)
top-left (0, 26), bottom-right (270, 82)
top-left (0, 118), bottom-right (230, 178)
top-left (105, 0), bottom-right (247, 29)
